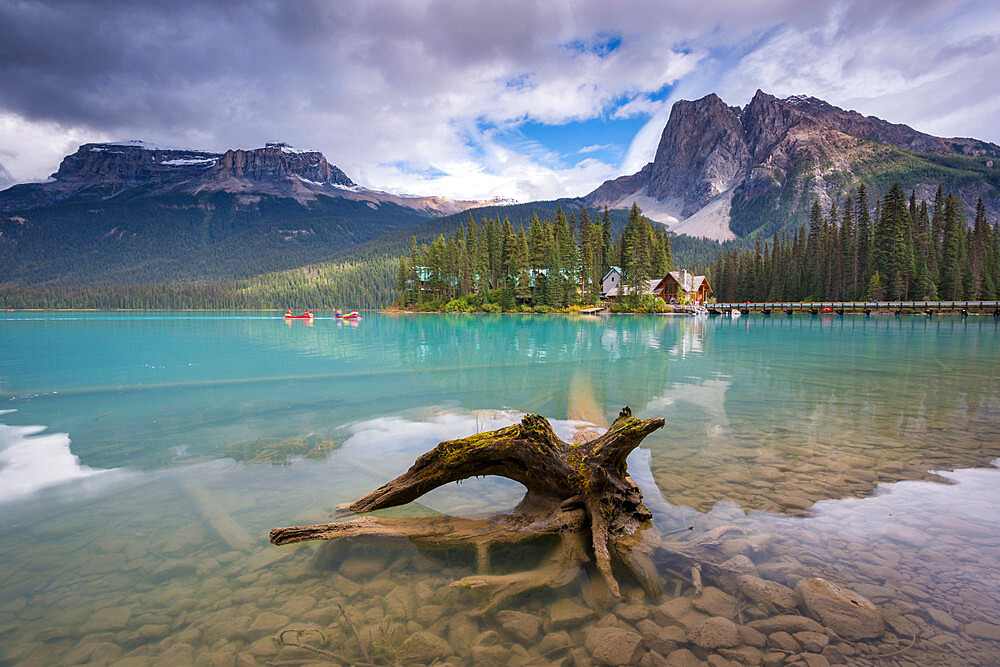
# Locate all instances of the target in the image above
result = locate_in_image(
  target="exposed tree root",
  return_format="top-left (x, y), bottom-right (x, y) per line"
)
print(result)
top-left (270, 407), bottom-right (743, 612)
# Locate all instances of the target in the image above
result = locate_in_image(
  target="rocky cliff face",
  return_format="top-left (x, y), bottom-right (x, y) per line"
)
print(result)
top-left (646, 94), bottom-right (750, 215)
top-left (203, 143), bottom-right (354, 188)
top-left (1, 141), bottom-right (489, 216)
top-left (53, 141), bottom-right (221, 190)
top-left (587, 90), bottom-right (1000, 240)
top-left (784, 96), bottom-right (997, 157)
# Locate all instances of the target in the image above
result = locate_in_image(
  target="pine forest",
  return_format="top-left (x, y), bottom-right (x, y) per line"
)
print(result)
top-left (396, 204), bottom-right (675, 312)
top-left (710, 183), bottom-right (1000, 303)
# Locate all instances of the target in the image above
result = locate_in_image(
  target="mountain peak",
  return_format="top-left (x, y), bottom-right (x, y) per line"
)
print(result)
top-left (586, 89), bottom-right (1000, 240)
top-left (205, 145), bottom-right (354, 188)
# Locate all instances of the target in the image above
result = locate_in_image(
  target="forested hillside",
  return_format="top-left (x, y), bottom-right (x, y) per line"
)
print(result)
top-left (1, 201), bottom-right (722, 309)
top-left (712, 183), bottom-right (1000, 302)
top-left (0, 191), bottom-right (432, 285)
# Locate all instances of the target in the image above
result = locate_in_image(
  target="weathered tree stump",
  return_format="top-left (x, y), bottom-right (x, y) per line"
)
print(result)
top-left (270, 407), bottom-right (667, 610)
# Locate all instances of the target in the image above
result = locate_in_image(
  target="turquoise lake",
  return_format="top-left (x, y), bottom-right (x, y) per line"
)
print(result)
top-left (1, 311), bottom-right (999, 665)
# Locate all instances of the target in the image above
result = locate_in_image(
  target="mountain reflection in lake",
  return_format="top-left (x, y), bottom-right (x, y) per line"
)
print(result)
top-left (0, 312), bottom-right (998, 665)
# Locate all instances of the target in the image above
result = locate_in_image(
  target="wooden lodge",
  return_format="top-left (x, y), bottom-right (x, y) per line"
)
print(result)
top-left (601, 268), bottom-right (712, 305)
top-left (661, 269), bottom-right (712, 304)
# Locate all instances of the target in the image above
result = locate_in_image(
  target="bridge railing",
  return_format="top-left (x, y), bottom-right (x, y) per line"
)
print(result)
top-left (713, 301), bottom-right (1000, 309)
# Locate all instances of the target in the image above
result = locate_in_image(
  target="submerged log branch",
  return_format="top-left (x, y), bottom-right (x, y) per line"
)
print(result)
top-left (269, 407), bottom-right (667, 609)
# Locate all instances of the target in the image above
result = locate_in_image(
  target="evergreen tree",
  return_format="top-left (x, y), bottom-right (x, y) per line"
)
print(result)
top-left (856, 184), bottom-right (873, 298)
top-left (939, 194), bottom-right (965, 300)
top-left (930, 185), bottom-right (946, 261)
top-left (545, 244), bottom-right (561, 308)
top-left (408, 236), bottom-right (421, 304)
top-left (969, 197), bottom-right (988, 298)
top-left (915, 260), bottom-right (938, 300)
top-left (874, 182), bottom-right (912, 299)
top-left (397, 255), bottom-right (409, 303)
top-left (866, 270), bottom-right (885, 301)
top-left (839, 196), bottom-right (856, 298)
top-left (806, 201), bottom-right (825, 299)
top-left (601, 207), bottom-right (612, 275)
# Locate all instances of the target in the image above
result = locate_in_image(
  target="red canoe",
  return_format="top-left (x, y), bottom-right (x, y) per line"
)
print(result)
top-left (284, 312), bottom-right (314, 319)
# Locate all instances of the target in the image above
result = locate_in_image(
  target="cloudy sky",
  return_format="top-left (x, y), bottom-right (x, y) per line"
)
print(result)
top-left (1, 0), bottom-right (998, 200)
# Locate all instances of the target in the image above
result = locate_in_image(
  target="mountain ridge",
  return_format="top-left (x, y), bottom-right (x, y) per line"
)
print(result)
top-left (3, 91), bottom-right (999, 289)
top-left (0, 140), bottom-right (498, 217)
top-left (586, 90), bottom-right (1000, 241)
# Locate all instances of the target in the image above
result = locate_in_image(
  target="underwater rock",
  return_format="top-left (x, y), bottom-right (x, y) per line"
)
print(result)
top-left (419, 603), bottom-right (447, 625)
top-left (339, 553), bottom-right (386, 579)
top-left (636, 619), bottom-right (685, 655)
top-left (966, 621), bottom-right (1000, 641)
top-left (767, 630), bottom-right (800, 652)
top-left (447, 613), bottom-right (479, 651)
top-left (474, 629), bottom-right (502, 646)
top-left (738, 574), bottom-right (799, 613)
top-left (798, 652), bottom-right (831, 667)
top-left (617, 603), bottom-right (651, 622)
top-left (247, 611), bottom-right (289, 634)
top-left (882, 524), bottom-right (928, 548)
top-left (587, 627), bottom-right (644, 665)
top-left (653, 597), bottom-right (708, 631)
top-left (497, 610), bottom-right (542, 644)
top-left (538, 630), bottom-right (572, 655)
top-left (383, 587), bottom-right (417, 619)
top-left (793, 631), bottom-right (829, 652)
top-left (721, 554), bottom-right (757, 575)
top-left (762, 651), bottom-right (786, 667)
top-left (664, 647), bottom-right (703, 666)
top-left (747, 615), bottom-right (824, 635)
top-left (136, 623), bottom-right (170, 641)
top-left (924, 607), bottom-right (960, 631)
top-left (549, 598), bottom-right (595, 628)
top-left (471, 643), bottom-right (511, 666)
top-left (718, 644), bottom-right (764, 665)
top-left (795, 578), bottom-right (884, 640)
top-left (693, 586), bottom-right (739, 618)
top-left (570, 646), bottom-right (594, 667)
top-left (688, 616), bottom-right (739, 650)
top-left (152, 643), bottom-right (195, 665)
top-left (737, 624), bottom-right (766, 648)
top-left (403, 630), bottom-right (452, 663)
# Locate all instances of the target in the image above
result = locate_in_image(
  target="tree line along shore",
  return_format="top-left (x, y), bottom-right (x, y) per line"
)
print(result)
top-left (2, 181), bottom-right (997, 312)
top-left (396, 182), bottom-right (1000, 313)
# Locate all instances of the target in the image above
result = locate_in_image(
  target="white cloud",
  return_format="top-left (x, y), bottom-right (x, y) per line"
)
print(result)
top-left (716, 2), bottom-right (1000, 144)
top-left (611, 96), bottom-right (668, 120)
top-left (0, 163), bottom-right (13, 190)
top-left (0, 0), bottom-right (997, 202)
top-left (0, 113), bottom-right (111, 184)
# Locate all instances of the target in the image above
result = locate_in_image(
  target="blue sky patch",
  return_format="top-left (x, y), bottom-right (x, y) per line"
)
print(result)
top-left (563, 33), bottom-right (623, 58)
top-left (488, 116), bottom-right (648, 168)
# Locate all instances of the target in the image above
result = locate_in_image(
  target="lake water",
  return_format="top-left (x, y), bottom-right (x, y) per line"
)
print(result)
top-left (1, 311), bottom-right (998, 666)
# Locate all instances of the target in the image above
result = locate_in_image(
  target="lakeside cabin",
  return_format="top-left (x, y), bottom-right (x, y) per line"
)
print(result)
top-left (601, 268), bottom-right (712, 305)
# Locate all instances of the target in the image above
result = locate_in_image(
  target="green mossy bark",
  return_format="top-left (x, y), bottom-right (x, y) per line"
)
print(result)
top-left (270, 408), bottom-right (665, 604)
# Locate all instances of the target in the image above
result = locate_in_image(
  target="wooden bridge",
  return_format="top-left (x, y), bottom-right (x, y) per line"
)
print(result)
top-left (711, 301), bottom-right (1000, 316)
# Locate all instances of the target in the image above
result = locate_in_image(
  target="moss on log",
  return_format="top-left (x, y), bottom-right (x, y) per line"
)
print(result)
top-left (270, 407), bottom-right (667, 609)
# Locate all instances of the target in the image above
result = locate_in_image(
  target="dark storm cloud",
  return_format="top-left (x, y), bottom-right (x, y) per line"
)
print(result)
top-left (1, 0), bottom-right (998, 199)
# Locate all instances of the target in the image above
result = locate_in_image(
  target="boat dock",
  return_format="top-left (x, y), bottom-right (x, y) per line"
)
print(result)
top-left (711, 300), bottom-right (1000, 316)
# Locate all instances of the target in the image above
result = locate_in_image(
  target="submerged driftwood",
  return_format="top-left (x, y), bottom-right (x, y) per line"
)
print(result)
top-left (270, 407), bottom-right (681, 611)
